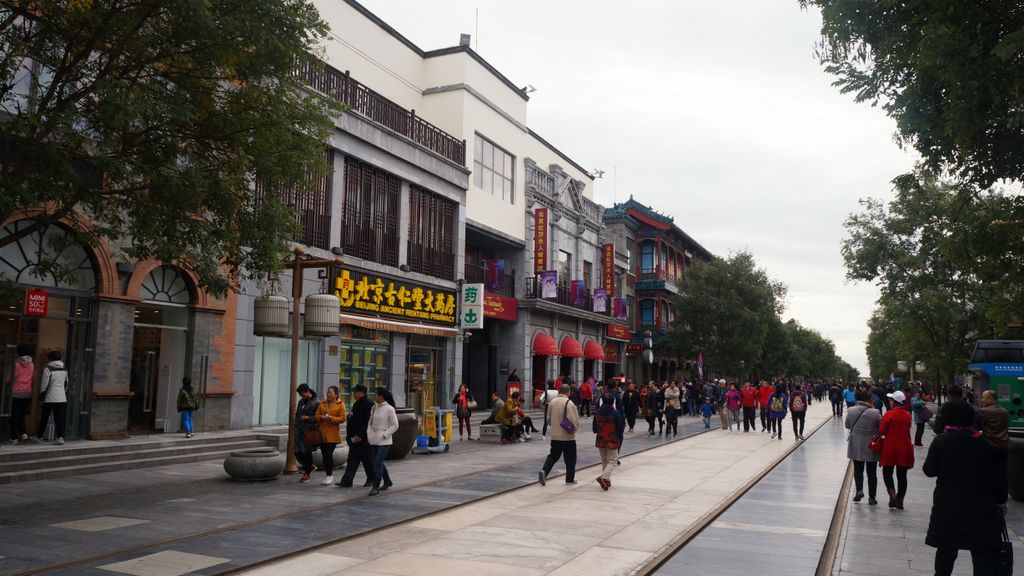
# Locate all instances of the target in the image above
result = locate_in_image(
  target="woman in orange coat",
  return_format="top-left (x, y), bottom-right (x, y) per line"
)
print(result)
top-left (314, 386), bottom-right (346, 486)
top-left (879, 390), bottom-right (914, 509)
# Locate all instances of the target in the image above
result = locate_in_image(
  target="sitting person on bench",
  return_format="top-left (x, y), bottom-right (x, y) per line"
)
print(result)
top-left (481, 392), bottom-right (502, 425)
top-left (495, 391), bottom-right (521, 444)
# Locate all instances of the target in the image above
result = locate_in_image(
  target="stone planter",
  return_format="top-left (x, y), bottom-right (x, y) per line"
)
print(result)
top-left (311, 445), bottom-right (350, 470)
top-left (223, 447), bottom-right (285, 481)
top-left (387, 408), bottom-right (418, 460)
top-left (1008, 431), bottom-right (1024, 502)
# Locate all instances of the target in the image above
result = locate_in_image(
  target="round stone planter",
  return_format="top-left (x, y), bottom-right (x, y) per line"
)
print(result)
top-left (310, 445), bottom-right (350, 470)
top-left (387, 408), bottom-right (418, 460)
top-left (223, 447), bottom-right (285, 481)
top-left (1008, 430), bottom-right (1024, 502)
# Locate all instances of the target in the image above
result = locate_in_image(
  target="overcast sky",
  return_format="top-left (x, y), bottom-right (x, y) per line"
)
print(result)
top-left (359, 0), bottom-right (918, 374)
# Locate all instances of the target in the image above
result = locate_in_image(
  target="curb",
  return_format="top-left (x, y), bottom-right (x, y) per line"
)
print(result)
top-left (630, 413), bottom-right (833, 576)
top-left (816, 460), bottom-right (854, 576)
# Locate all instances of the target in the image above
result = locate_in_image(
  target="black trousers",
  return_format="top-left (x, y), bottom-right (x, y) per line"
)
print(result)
top-left (791, 411), bottom-right (805, 436)
top-left (760, 408), bottom-right (769, 430)
top-left (769, 417), bottom-right (783, 438)
top-left (625, 412), bottom-right (636, 431)
top-left (9, 397), bottom-right (29, 439)
top-left (319, 443), bottom-right (337, 476)
top-left (882, 465), bottom-right (909, 501)
top-left (579, 401), bottom-right (591, 417)
top-left (646, 415), bottom-right (656, 433)
top-left (914, 423), bottom-right (926, 445)
top-left (831, 400), bottom-right (843, 416)
top-left (934, 547), bottom-right (997, 576)
top-left (852, 460), bottom-right (877, 497)
top-left (742, 407), bottom-right (756, 431)
top-left (340, 440), bottom-right (374, 483)
top-left (37, 402), bottom-right (66, 439)
top-left (296, 450), bottom-right (314, 474)
top-left (541, 439), bottom-right (577, 483)
top-left (665, 408), bottom-right (679, 435)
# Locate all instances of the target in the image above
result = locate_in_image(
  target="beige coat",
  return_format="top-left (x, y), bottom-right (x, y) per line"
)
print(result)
top-left (545, 395), bottom-right (580, 441)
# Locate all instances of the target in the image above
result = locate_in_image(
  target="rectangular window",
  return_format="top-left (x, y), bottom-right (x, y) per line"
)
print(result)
top-left (583, 260), bottom-right (593, 290)
top-left (640, 242), bottom-right (655, 273)
top-left (408, 186), bottom-right (456, 281)
top-left (558, 250), bottom-right (572, 286)
top-left (342, 156), bottom-right (400, 266)
top-left (473, 134), bottom-right (515, 204)
top-left (640, 299), bottom-right (655, 326)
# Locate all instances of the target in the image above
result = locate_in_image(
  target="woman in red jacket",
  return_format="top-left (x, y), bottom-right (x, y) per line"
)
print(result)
top-left (879, 390), bottom-right (915, 509)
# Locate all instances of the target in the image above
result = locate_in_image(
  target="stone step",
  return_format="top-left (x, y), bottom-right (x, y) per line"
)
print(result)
top-left (0, 432), bottom-right (276, 463)
top-left (0, 445), bottom-right (278, 484)
top-left (0, 439), bottom-right (271, 474)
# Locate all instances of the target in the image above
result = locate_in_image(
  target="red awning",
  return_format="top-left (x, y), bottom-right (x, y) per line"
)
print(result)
top-left (560, 336), bottom-right (584, 358)
top-left (533, 333), bottom-right (559, 356)
top-left (583, 340), bottom-right (605, 360)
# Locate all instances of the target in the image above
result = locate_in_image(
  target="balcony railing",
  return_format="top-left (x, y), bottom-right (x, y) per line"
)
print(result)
top-left (465, 263), bottom-right (515, 298)
top-left (298, 58), bottom-right (466, 165)
top-left (525, 276), bottom-right (613, 317)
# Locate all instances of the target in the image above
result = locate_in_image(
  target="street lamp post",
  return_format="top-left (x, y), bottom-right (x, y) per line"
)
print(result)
top-left (282, 246), bottom-right (342, 475)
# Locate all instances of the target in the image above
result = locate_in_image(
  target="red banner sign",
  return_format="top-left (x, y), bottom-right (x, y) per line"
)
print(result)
top-left (626, 343), bottom-right (642, 355)
top-left (602, 243), bottom-right (615, 295)
top-left (24, 288), bottom-right (48, 317)
top-left (603, 344), bottom-right (619, 363)
top-left (483, 293), bottom-right (518, 322)
top-left (534, 208), bottom-right (548, 273)
top-left (606, 324), bottom-right (631, 341)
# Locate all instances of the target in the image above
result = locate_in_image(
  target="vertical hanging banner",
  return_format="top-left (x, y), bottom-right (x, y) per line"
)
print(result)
top-left (570, 280), bottom-right (586, 307)
top-left (602, 243), bottom-right (615, 295)
top-left (593, 289), bottom-right (608, 313)
top-left (487, 259), bottom-right (506, 292)
top-left (540, 270), bottom-right (558, 299)
top-left (461, 283), bottom-right (485, 329)
top-left (613, 298), bottom-right (628, 320)
top-left (534, 208), bottom-right (548, 273)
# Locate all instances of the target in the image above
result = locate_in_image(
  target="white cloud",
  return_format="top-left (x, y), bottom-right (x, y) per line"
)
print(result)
top-left (357, 0), bottom-right (918, 373)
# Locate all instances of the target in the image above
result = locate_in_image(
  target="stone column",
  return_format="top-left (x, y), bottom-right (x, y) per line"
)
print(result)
top-left (89, 299), bottom-right (135, 439)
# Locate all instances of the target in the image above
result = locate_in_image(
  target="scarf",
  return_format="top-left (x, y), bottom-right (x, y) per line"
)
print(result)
top-left (943, 425), bottom-right (983, 439)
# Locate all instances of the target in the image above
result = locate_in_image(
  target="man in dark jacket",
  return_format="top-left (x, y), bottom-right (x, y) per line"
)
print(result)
top-left (621, 382), bottom-right (640, 433)
top-left (336, 385), bottom-right (374, 488)
top-left (592, 393), bottom-right (625, 490)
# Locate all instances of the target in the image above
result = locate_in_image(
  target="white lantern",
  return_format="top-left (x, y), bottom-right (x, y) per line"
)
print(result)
top-left (304, 293), bottom-right (340, 336)
top-left (253, 295), bottom-right (290, 336)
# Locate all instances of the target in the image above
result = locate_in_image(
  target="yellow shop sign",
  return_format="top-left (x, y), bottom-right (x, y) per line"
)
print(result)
top-left (334, 268), bottom-right (457, 326)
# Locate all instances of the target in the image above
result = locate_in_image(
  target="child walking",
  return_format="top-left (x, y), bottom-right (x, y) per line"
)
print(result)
top-left (700, 397), bottom-right (714, 429)
top-left (176, 378), bottom-right (199, 438)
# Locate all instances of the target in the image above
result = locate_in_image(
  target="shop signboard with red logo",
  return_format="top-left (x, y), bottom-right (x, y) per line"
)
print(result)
top-left (534, 208), bottom-right (548, 273)
top-left (24, 288), bottom-right (48, 317)
top-left (625, 343), bottom-right (642, 355)
top-left (483, 293), bottom-right (518, 322)
top-left (606, 324), bottom-right (631, 341)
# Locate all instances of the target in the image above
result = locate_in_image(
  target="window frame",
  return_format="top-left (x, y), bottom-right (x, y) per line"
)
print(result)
top-left (473, 133), bottom-right (515, 204)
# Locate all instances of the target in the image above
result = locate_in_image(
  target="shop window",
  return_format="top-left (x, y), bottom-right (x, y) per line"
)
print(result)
top-left (253, 337), bottom-right (321, 426)
top-left (337, 330), bottom-right (390, 409)
top-left (407, 335), bottom-right (445, 418)
top-left (473, 134), bottom-right (514, 203)
top-left (583, 260), bottom-right (593, 290)
top-left (640, 242), bottom-right (654, 274)
top-left (640, 299), bottom-right (655, 326)
top-left (408, 186), bottom-right (456, 281)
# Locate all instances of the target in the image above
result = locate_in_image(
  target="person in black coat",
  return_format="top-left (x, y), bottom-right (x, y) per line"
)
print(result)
top-left (620, 382), bottom-right (640, 433)
top-left (923, 399), bottom-right (1008, 576)
top-left (336, 384), bottom-right (375, 488)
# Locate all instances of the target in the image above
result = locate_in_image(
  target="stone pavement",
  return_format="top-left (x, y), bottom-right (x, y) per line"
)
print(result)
top-left (652, 411), bottom-right (851, 576)
top-left (235, 405), bottom-right (834, 576)
top-left (0, 411), bottom-right (711, 576)
top-left (832, 417), bottom-right (1024, 576)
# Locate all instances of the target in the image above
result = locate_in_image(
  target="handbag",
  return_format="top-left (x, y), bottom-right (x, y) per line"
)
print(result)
top-left (916, 404), bottom-right (934, 422)
top-left (868, 434), bottom-right (884, 453)
top-left (559, 400), bottom-right (575, 434)
top-left (303, 429), bottom-right (323, 446)
top-left (998, 514), bottom-right (1013, 576)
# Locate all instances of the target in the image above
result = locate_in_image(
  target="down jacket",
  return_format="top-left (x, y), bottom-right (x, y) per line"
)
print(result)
top-left (879, 404), bottom-right (914, 468)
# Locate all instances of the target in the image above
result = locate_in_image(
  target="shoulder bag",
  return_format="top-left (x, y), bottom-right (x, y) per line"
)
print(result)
top-left (998, 513), bottom-right (1013, 576)
top-left (303, 429), bottom-right (323, 446)
top-left (559, 399), bottom-right (575, 434)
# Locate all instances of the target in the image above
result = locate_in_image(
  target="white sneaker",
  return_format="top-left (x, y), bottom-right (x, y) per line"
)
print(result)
top-left (321, 476), bottom-right (334, 486)
top-left (56, 437), bottom-right (64, 445)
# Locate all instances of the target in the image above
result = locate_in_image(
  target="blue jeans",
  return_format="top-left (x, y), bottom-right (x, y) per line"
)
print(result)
top-left (181, 410), bottom-right (193, 434)
top-left (371, 444), bottom-right (391, 489)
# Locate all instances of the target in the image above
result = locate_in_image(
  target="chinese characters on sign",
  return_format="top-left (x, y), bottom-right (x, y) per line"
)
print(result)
top-left (461, 283), bottom-right (484, 329)
top-left (534, 208), bottom-right (548, 273)
top-left (24, 288), bottom-right (48, 317)
top-left (605, 323), bottom-right (631, 341)
top-left (602, 243), bottom-right (615, 295)
top-left (334, 268), bottom-right (456, 326)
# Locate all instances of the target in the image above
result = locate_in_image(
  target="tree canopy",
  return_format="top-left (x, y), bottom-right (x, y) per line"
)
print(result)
top-left (0, 0), bottom-right (339, 294)
top-left (801, 0), bottom-right (1024, 187)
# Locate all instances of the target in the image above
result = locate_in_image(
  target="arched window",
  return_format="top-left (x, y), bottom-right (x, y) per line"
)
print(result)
top-left (0, 220), bottom-right (96, 290)
top-left (640, 242), bottom-right (655, 273)
top-left (140, 266), bottom-right (193, 304)
top-left (640, 299), bottom-right (655, 326)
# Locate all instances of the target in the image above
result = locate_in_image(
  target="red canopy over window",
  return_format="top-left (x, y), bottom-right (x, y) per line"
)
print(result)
top-left (533, 333), bottom-right (559, 356)
top-left (583, 340), bottom-right (605, 360)
top-left (560, 336), bottom-right (583, 358)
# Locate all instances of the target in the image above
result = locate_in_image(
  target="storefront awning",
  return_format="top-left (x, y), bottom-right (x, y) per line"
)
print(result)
top-left (560, 336), bottom-right (584, 358)
top-left (339, 313), bottom-right (458, 338)
top-left (533, 333), bottom-right (559, 356)
top-left (583, 340), bottom-right (605, 360)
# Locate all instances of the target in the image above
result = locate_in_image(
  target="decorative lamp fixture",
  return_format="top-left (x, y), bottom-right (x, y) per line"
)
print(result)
top-left (253, 294), bottom-right (290, 336)
top-left (303, 293), bottom-right (341, 337)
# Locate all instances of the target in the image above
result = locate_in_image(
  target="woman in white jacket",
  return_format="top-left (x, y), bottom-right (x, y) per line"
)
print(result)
top-left (368, 388), bottom-right (399, 496)
top-left (38, 350), bottom-right (69, 445)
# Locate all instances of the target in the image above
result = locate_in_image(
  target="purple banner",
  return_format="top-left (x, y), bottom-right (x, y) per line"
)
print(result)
top-left (613, 298), bottom-right (628, 320)
top-left (570, 280), bottom-right (586, 307)
top-left (486, 259), bottom-right (506, 292)
top-left (540, 270), bottom-right (558, 299)
top-left (593, 289), bottom-right (608, 313)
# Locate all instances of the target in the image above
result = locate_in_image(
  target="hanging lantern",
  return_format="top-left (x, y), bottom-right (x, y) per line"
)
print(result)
top-left (304, 293), bottom-right (340, 336)
top-left (253, 294), bottom-right (290, 336)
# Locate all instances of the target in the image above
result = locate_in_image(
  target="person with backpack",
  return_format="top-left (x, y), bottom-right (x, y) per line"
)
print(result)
top-left (829, 382), bottom-right (843, 417)
top-left (37, 350), bottom-right (69, 445)
top-left (789, 384), bottom-right (808, 440)
top-left (176, 378), bottom-right (199, 438)
top-left (768, 386), bottom-right (788, 440)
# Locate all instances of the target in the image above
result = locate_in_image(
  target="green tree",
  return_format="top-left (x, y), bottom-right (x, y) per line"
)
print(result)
top-left (0, 0), bottom-right (339, 294)
top-left (664, 251), bottom-right (786, 376)
top-left (800, 0), bottom-right (1024, 187)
